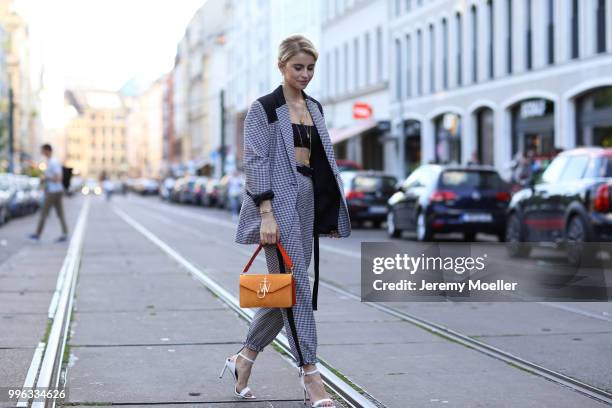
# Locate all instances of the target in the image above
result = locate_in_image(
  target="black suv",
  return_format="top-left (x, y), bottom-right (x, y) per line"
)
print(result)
top-left (506, 147), bottom-right (612, 264)
top-left (339, 170), bottom-right (398, 228)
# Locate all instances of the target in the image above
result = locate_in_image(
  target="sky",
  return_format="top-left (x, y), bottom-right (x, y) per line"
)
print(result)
top-left (15, 0), bottom-right (206, 91)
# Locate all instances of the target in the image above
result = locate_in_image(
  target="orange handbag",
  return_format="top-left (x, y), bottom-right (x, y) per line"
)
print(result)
top-left (239, 242), bottom-right (297, 308)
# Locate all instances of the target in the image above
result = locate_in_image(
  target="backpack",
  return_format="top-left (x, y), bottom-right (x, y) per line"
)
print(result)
top-left (62, 166), bottom-right (73, 191)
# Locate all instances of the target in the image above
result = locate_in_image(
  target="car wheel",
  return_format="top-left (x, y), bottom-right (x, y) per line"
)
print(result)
top-left (463, 232), bottom-right (477, 242)
top-left (0, 207), bottom-right (6, 225)
top-left (506, 212), bottom-right (531, 258)
top-left (387, 211), bottom-right (401, 238)
top-left (566, 215), bottom-right (598, 267)
top-left (416, 211), bottom-right (432, 242)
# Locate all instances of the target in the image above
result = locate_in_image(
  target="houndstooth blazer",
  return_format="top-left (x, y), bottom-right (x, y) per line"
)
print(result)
top-left (234, 85), bottom-right (351, 245)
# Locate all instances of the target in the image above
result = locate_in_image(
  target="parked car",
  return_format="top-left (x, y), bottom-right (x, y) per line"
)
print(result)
top-left (0, 174), bottom-right (40, 220)
top-left (387, 165), bottom-right (511, 241)
top-left (133, 178), bottom-right (159, 195)
top-left (0, 182), bottom-right (10, 225)
top-left (217, 172), bottom-right (246, 210)
top-left (506, 147), bottom-right (612, 265)
top-left (336, 159), bottom-right (363, 172)
top-left (339, 170), bottom-right (397, 228)
top-left (203, 178), bottom-right (221, 207)
top-left (171, 176), bottom-right (198, 203)
top-left (82, 179), bottom-right (102, 196)
top-left (192, 177), bottom-right (209, 205)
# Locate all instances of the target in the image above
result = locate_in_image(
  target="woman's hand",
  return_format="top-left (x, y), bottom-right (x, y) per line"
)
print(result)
top-left (260, 212), bottom-right (280, 245)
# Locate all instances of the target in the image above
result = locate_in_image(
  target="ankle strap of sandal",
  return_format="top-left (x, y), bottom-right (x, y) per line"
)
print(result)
top-left (238, 352), bottom-right (255, 364)
top-left (300, 367), bottom-right (319, 376)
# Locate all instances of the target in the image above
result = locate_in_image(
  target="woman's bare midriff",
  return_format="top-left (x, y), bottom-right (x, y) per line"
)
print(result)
top-left (295, 146), bottom-right (310, 165)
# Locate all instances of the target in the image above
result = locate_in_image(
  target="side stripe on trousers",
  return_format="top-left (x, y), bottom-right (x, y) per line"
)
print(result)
top-left (277, 246), bottom-right (304, 367)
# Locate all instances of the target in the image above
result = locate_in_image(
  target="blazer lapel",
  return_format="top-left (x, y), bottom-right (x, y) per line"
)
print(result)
top-left (272, 85), bottom-right (299, 184)
top-left (276, 104), bottom-right (299, 183)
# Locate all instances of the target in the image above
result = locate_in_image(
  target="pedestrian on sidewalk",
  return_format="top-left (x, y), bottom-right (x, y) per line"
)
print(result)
top-left (101, 171), bottom-right (113, 201)
top-left (227, 169), bottom-right (243, 222)
top-left (28, 144), bottom-right (69, 243)
top-left (222, 35), bottom-right (351, 408)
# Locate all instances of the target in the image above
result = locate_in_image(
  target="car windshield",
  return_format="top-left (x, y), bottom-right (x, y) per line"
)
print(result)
top-left (439, 170), bottom-right (503, 189)
top-left (353, 175), bottom-right (397, 192)
top-left (594, 157), bottom-right (612, 178)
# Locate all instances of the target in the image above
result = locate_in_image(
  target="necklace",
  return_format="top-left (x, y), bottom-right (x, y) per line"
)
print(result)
top-left (297, 102), bottom-right (312, 166)
top-left (296, 123), bottom-right (312, 166)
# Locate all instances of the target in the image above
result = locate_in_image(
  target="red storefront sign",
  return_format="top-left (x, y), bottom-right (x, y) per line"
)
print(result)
top-left (353, 102), bottom-right (372, 119)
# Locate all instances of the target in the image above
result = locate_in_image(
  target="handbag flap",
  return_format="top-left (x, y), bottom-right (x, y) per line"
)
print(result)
top-left (240, 274), bottom-right (293, 294)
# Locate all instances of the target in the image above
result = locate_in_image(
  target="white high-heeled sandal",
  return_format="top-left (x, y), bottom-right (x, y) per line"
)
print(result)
top-left (299, 367), bottom-right (336, 408)
top-left (218, 351), bottom-right (256, 399)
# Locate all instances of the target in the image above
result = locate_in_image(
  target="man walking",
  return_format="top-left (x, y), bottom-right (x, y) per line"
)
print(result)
top-left (28, 144), bottom-right (69, 242)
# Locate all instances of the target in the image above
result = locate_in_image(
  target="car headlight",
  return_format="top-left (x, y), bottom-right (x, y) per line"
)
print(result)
top-left (82, 186), bottom-right (90, 195)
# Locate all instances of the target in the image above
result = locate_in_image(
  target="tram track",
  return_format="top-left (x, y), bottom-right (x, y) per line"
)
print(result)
top-left (119, 195), bottom-right (612, 406)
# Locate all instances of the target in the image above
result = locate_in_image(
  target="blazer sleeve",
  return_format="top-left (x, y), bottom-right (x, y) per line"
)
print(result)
top-left (243, 100), bottom-right (274, 206)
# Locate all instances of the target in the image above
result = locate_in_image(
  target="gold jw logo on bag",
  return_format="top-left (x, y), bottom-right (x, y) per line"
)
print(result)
top-left (257, 277), bottom-right (271, 298)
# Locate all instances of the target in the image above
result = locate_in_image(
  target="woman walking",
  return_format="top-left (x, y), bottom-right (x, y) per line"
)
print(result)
top-left (221, 35), bottom-right (351, 408)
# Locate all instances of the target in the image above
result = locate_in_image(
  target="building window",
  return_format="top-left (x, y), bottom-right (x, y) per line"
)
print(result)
top-left (456, 12), bottom-right (463, 86)
top-left (325, 51), bottom-right (331, 98)
top-left (442, 19), bottom-right (448, 89)
top-left (406, 34), bottom-right (412, 97)
top-left (395, 39), bottom-right (402, 101)
top-left (507, 0), bottom-right (513, 74)
top-left (406, 0), bottom-right (412, 12)
top-left (487, 0), bottom-right (494, 79)
top-left (596, 0), bottom-right (606, 53)
top-left (395, 0), bottom-right (401, 16)
top-left (547, 0), bottom-right (554, 64)
top-left (365, 32), bottom-right (370, 86)
top-left (435, 113), bottom-right (462, 164)
top-left (429, 24), bottom-right (435, 93)
top-left (526, 0), bottom-right (532, 70)
top-left (417, 29), bottom-right (423, 95)
top-left (377, 26), bottom-right (383, 82)
top-left (334, 47), bottom-right (340, 96)
top-left (576, 87), bottom-right (612, 147)
top-left (343, 42), bottom-right (349, 93)
top-left (511, 99), bottom-right (555, 157)
top-left (571, 0), bottom-right (579, 59)
top-left (354, 37), bottom-right (360, 89)
top-left (471, 5), bottom-right (477, 82)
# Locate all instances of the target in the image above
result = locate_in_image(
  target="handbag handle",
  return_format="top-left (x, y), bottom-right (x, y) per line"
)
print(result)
top-left (242, 242), bottom-right (293, 274)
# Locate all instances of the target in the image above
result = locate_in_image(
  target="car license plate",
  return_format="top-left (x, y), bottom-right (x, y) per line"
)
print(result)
top-left (462, 213), bottom-right (492, 222)
top-left (369, 206), bottom-right (387, 214)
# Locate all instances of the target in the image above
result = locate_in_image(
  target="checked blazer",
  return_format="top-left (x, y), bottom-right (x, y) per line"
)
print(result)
top-left (234, 85), bottom-right (351, 245)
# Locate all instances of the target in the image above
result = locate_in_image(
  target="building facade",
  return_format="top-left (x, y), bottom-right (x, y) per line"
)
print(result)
top-left (389, 0), bottom-right (612, 180)
top-left (320, 0), bottom-right (391, 172)
top-left (224, 0), bottom-right (323, 172)
top-left (63, 89), bottom-right (128, 179)
top-left (0, 0), bottom-right (41, 173)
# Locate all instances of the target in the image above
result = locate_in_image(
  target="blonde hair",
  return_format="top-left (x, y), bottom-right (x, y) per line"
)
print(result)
top-left (278, 35), bottom-right (319, 66)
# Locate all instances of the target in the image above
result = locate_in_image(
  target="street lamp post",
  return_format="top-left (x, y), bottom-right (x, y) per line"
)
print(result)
top-left (8, 87), bottom-right (14, 173)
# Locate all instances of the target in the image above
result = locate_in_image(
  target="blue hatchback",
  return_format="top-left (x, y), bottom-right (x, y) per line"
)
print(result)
top-left (387, 165), bottom-right (511, 241)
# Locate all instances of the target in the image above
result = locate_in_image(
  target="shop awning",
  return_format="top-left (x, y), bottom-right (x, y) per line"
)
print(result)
top-left (329, 120), bottom-right (378, 145)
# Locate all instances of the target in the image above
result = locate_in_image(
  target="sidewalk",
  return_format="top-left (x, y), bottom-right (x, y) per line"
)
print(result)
top-left (0, 196), bottom-right (83, 393)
